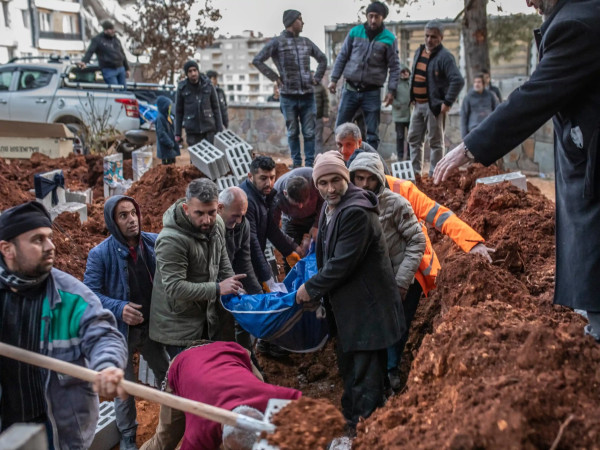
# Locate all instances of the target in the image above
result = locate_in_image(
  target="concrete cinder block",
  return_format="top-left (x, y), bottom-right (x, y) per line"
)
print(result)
top-left (225, 144), bottom-right (253, 182)
top-left (391, 161), bottom-right (416, 182)
top-left (132, 147), bottom-right (154, 181)
top-left (89, 401), bottom-right (120, 450)
top-left (65, 188), bottom-right (93, 204)
top-left (188, 141), bottom-right (228, 180)
top-left (0, 424), bottom-right (48, 450)
top-left (476, 171), bottom-right (528, 192)
top-left (34, 169), bottom-right (66, 210)
top-left (215, 129), bottom-right (253, 153)
top-left (138, 355), bottom-right (160, 388)
top-left (49, 202), bottom-right (88, 223)
top-left (217, 175), bottom-right (239, 191)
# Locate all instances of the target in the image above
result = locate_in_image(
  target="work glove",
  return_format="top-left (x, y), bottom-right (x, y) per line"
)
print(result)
top-left (285, 252), bottom-right (301, 268)
top-left (262, 277), bottom-right (276, 293)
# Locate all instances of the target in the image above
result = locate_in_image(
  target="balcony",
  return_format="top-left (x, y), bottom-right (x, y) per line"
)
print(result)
top-left (34, 0), bottom-right (80, 13)
top-left (39, 31), bottom-right (82, 40)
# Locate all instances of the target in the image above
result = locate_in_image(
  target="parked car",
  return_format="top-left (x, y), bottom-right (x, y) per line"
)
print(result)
top-left (0, 56), bottom-right (140, 154)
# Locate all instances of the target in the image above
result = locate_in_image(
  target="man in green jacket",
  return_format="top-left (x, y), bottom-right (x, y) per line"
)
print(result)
top-left (149, 179), bottom-right (246, 358)
top-left (392, 66), bottom-right (411, 161)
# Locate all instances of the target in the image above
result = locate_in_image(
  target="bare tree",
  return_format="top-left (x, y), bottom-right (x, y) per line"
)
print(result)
top-left (126, 0), bottom-right (221, 83)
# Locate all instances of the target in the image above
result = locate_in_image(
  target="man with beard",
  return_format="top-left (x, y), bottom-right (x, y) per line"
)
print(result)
top-left (434, 0), bottom-right (600, 344)
top-left (295, 151), bottom-right (405, 430)
top-left (84, 195), bottom-right (170, 449)
top-left (0, 202), bottom-right (127, 448)
top-left (175, 60), bottom-right (223, 146)
top-left (149, 179), bottom-right (245, 358)
top-left (328, 1), bottom-right (400, 150)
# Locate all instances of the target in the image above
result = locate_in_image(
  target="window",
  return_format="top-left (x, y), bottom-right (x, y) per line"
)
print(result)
top-left (0, 70), bottom-right (14, 91)
top-left (2, 2), bottom-right (10, 27)
top-left (17, 70), bottom-right (53, 91)
top-left (226, 84), bottom-right (234, 90)
top-left (39, 11), bottom-right (51, 32)
top-left (239, 75), bottom-right (245, 81)
top-left (236, 84), bottom-right (242, 91)
top-left (21, 9), bottom-right (29, 28)
top-left (225, 75), bottom-right (233, 81)
top-left (229, 95), bottom-right (234, 102)
top-left (62, 15), bottom-right (76, 34)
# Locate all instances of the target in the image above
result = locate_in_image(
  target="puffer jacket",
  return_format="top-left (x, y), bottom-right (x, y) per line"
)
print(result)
top-left (149, 199), bottom-right (235, 346)
top-left (252, 30), bottom-right (327, 96)
top-left (36, 269), bottom-right (126, 449)
top-left (331, 24), bottom-right (400, 92)
top-left (84, 195), bottom-right (158, 340)
top-left (349, 153), bottom-right (426, 290)
top-left (392, 71), bottom-right (411, 123)
top-left (155, 96), bottom-right (180, 160)
top-left (409, 43), bottom-right (464, 116)
top-left (174, 75), bottom-right (223, 136)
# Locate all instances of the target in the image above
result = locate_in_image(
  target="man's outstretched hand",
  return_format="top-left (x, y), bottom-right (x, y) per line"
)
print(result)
top-left (433, 142), bottom-right (471, 184)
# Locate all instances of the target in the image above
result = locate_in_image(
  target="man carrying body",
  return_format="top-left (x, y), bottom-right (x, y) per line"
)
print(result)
top-left (435, 0), bottom-right (600, 344)
top-left (79, 20), bottom-right (129, 86)
top-left (408, 20), bottom-right (464, 176)
top-left (141, 341), bottom-right (301, 450)
top-left (296, 151), bottom-right (405, 429)
top-left (207, 70), bottom-right (229, 129)
top-left (349, 153), bottom-right (426, 389)
top-left (150, 179), bottom-right (245, 358)
top-left (175, 60), bottom-right (223, 147)
top-left (0, 202), bottom-right (127, 448)
top-left (328, 1), bottom-right (400, 150)
top-left (460, 73), bottom-right (498, 138)
top-left (84, 195), bottom-right (170, 449)
top-left (273, 167), bottom-right (323, 271)
top-left (253, 10), bottom-right (327, 168)
top-left (218, 187), bottom-right (262, 350)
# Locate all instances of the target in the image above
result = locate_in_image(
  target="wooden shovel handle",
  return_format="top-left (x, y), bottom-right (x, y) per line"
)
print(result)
top-left (0, 342), bottom-right (275, 433)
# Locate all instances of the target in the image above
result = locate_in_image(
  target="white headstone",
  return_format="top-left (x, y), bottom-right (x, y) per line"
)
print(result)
top-left (132, 147), bottom-right (154, 181)
top-left (35, 169), bottom-right (66, 210)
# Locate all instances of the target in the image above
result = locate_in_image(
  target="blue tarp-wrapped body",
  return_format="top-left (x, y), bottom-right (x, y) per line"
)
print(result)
top-left (221, 251), bottom-right (329, 352)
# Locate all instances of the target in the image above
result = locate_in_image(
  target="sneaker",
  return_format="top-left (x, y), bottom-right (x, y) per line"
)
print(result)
top-left (267, 343), bottom-right (290, 358)
top-left (256, 339), bottom-right (270, 355)
top-left (584, 324), bottom-right (600, 342)
top-left (388, 368), bottom-right (402, 391)
top-left (120, 434), bottom-right (138, 450)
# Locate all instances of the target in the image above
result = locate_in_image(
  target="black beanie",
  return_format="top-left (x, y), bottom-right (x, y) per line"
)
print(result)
top-left (183, 60), bottom-right (199, 75)
top-left (0, 201), bottom-right (52, 242)
top-left (283, 10), bottom-right (301, 28)
top-left (366, 1), bottom-right (389, 19)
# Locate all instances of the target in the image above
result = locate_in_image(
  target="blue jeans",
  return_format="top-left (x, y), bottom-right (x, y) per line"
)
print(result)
top-left (280, 93), bottom-right (316, 167)
top-left (335, 87), bottom-right (382, 149)
top-left (101, 66), bottom-right (127, 87)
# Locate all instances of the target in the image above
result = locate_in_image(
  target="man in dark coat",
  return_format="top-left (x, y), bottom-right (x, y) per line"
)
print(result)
top-left (434, 0), bottom-right (600, 341)
top-left (207, 70), bottom-right (229, 129)
top-left (155, 96), bottom-right (179, 165)
top-left (79, 20), bottom-right (129, 86)
top-left (175, 60), bottom-right (223, 147)
top-left (296, 151), bottom-right (405, 428)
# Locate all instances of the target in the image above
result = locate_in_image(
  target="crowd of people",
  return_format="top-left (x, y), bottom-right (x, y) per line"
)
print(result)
top-left (2, 0), bottom-right (599, 449)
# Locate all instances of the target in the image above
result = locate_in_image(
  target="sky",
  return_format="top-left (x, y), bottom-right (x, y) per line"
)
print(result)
top-left (210, 0), bottom-right (536, 49)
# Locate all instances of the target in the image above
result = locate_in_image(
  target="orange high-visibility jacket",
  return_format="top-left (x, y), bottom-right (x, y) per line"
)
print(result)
top-left (386, 175), bottom-right (485, 295)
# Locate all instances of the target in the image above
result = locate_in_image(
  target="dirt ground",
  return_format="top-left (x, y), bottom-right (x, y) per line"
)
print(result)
top-left (2, 153), bottom-right (598, 450)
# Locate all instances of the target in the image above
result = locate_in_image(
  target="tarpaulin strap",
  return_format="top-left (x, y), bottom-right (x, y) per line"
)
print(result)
top-left (34, 172), bottom-right (64, 206)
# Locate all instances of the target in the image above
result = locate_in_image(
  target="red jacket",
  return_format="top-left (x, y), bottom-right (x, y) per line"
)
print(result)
top-left (169, 342), bottom-right (301, 450)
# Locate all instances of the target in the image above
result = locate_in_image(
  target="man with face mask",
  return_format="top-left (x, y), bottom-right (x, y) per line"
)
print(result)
top-left (328, 1), bottom-right (400, 150)
top-left (84, 195), bottom-right (170, 449)
top-left (296, 151), bottom-right (405, 430)
top-left (0, 202), bottom-right (127, 449)
top-left (149, 179), bottom-right (245, 358)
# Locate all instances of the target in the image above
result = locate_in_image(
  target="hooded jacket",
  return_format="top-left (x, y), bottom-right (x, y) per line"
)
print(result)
top-left (149, 199), bottom-right (235, 346)
top-left (0, 266), bottom-right (127, 449)
top-left (303, 183), bottom-right (404, 352)
top-left (84, 195), bottom-right (157, 340)
top-left (155, 96), bottom-right (180, 160)
top-left (349, 153), bottom-right (426, 291)
top-left (175, 74), bottom-right (224, 137)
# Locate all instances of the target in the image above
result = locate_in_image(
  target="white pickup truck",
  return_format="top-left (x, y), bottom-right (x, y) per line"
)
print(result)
top-left (0, 57), bottom-right (141, 153)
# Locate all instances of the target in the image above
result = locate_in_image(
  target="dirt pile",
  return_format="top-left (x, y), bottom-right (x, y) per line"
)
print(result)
top-left (264, 397), bottom-right (346, 450)
top-left (353, 173), bottom-right (600, 449)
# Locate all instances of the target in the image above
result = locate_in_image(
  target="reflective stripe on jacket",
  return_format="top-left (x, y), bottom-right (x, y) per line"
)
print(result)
top-left (386, 175), bottom-right (485, 295)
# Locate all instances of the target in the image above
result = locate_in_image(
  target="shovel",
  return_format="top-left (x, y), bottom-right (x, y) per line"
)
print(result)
top-left (0, 342), bottom-right (275, 434)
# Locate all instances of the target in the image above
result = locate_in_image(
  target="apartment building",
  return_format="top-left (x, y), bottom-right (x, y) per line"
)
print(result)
top-left (197, 30), bottom-right (278, 103)
top-left (0, 0), bottom-right (85, 63)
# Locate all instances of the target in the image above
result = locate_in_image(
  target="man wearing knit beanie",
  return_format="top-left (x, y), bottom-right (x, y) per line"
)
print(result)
top-left (328, 0), bottom-right (400, 151)
top-left (297, 151), bottom-right (405, 430)
top-left (0, 201), bottom-right (127, 448)
top-left (253, 10), bottom-right (327, 168)
top-left (174, 59), bottom-right (223, 147)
